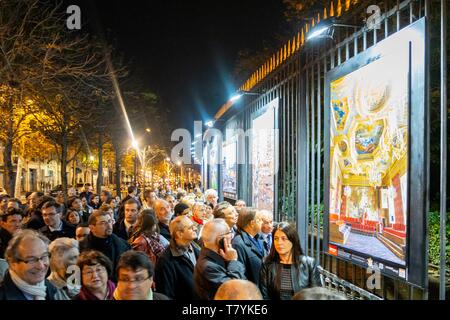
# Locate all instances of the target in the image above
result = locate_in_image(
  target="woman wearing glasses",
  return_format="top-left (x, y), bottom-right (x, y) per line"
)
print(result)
top-left (74, 250), bottom-right (115, 300)
top-left (259, 222), bottom-right (323, 300)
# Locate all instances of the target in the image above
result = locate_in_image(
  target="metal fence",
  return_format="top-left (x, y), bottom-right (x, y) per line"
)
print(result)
top-left (212, 0), bottom-right (447, 300)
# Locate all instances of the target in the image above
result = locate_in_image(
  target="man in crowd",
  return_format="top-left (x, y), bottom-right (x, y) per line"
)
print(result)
top-left (118, 185), bottom-right (141, 220)
top-left (39, 200), bottom-right (76, 241)
top-left (0, 229), bottom-right (61, 300)
top-left (232, 207), bottom-right (265, 285)
top-left (155, 215), bottom-right (200, 300)
top-left (7, 198), bottom-right (22, 210)
top-left (114, 251), bottom-right (169, 300)
top-left (193, 218), bottom-right (246, 300)
top-left (214, 279), bottom-right (263, 300)
top-left (67, 197), bottom-right (89, 223)
top-left (0, 208), bottom-right (23, 258)
top-left (164, 194), bottom-right (176, 212)
top-left (79, 210), bottom-right (130, 273)
top-left (142, 190), bottom-right (157, 210)
top-left (24, 191), bottom-right (45, 230)
top-left (153, 199), bottom-right (173, 241)
top-left (204, 189), bottom-right (218, 209)
top-left (79, 183), bottom-right (93, 205)
top-left (75, 223), bottom-right (90, 242)
top-left (259, 209), bottom-right (274, 253)
top-left (113, 198), bottom-right (140, 241)
top-left (234, 199), bottom-right (246, 211)
top-left (213, 201), bottom-right (238, 239)
top-left (191, 202), bottom-right (208, 240)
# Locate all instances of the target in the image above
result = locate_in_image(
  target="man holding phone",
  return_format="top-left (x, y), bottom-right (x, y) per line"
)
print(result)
top-left (193, 218), bottom-right (246, 300)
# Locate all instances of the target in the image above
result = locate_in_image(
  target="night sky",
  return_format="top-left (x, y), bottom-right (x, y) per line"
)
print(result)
top-left (63, 0), bottom-right (288, 134)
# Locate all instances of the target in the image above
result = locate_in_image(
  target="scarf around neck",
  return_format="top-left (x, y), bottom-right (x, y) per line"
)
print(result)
top-left (9, 269), bottom-right (47, 300)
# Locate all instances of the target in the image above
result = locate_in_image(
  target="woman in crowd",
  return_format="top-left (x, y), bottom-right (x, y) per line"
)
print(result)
top-left (129, 209), bottom-right (168, 265)
top-left (259, 222), bottom-right (323, 300)
top-left (66, 209), bottom-right (81, 226)
top-left (47, 237), bottom-right (81, 300)
top-left (90, 194), bottom-right (100, 210)
top-left (75, 250), bottom-right (115, 300)
top-left (80, 196), bottom-right (93, 215)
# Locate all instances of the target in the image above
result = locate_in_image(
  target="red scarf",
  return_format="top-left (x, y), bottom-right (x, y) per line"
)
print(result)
top-left (192, 215), bottom-right (203, 225)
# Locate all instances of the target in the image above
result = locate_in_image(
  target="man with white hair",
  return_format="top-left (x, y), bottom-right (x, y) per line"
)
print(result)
top-left (193, 218), bottom-right (246, 300)
top-left (259, 210), bottom-right (274, 253)
top-left (204, 189), bottom-right (218, 209)
top-left (153, 199), bottom-right (174, 241)
top-left (0, 229), bottom-right (62, 300)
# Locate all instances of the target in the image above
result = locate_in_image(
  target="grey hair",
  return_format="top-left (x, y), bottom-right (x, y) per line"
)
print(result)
top-left (204, 189), bottom-right (218, 199)
top-left (4, 229), bottom-right (50, 263)
top-left (169, 215), bottom-right (189, 239)
top-left (48, 237), bottom-right (79, 271)
top-left (201, 218), bottom-right (228, 245)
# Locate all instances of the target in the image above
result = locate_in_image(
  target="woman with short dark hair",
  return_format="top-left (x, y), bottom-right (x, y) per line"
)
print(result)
top-left (74, 250), bottom-right (115, 300)
top-left (259, 222), bottom-right (323, 300)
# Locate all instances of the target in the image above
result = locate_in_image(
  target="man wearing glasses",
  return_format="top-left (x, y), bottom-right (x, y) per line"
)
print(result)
top-left (0, 229), bottom-right (62, 300)
top-left (155, 215), bottom-right (201, 299)
top-left (193, 218), bottom-right (246, 300)
top-left (113, 251), bottom-right (169, 300)
top-left (39, 200), bottom-right (75, 241)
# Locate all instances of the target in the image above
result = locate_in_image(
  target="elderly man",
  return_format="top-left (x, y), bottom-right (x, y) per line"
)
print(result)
top-left (113, 251), bottom-right (169, 300)
top-left (155, 216), bottom-right (200, 300)
top-left (113, 198), bottom-right (140, 241)
top-left (191, 202), bottom-right (209, 240)
top-left (0, 208), bottom-right (23, 258)
top-left (213, 201), bottom-right (238, 239)
top-left (193, 218), bottom-right (246, 300)
top-left (0, 229), bottom-right (61, 300)
top-left (79, 210), bottom-right (130, 273)
top-left (214, 279), bottom-right (263, 300)
top-left (153, 199), bottom-right (173, 241)
top-left (204, 189), bottom-right (218, 209)
top-left (39, 200), bottom-right (76, 241)
top-left (234, 199), bottom-right (246, 210)
top-left (259, 209), bottom-right (274, 253)
top-left (232, 207), bottom-right (265, 285)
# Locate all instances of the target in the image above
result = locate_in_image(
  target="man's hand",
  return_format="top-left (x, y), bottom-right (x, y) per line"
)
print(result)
top-left (219, 237), bottom-right (238, 261)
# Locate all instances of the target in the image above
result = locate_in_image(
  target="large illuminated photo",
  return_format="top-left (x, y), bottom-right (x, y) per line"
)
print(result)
top-left (222, 140), bottom-right (237, 199)
top-left (328, 48), bottom-right (409, 267)
top-left (252, 99), bottom-right (278, 212)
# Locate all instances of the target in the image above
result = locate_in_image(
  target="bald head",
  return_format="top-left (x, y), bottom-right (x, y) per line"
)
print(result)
top-left (153, 199), bottom-right (173, 225)
top-left (214, 279), bottom-right (263, 300)
top-left (201, 218), bottom-right (229, 248)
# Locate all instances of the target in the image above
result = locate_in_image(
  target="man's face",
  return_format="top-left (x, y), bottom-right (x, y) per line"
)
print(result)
top-left (90, 215), bottom-right (113, 238)
top-left (0, 214), bottom-right (23, 235)
top-left (207, 195), bottom-right (218, 207)
top-left (178, 218), bottom-right (197, 242)
top-left (29, 193), bottom-right (40, 208)
top-left (76, 227), bottom-right (90, 242)
top-left (7, 201), bottom-right (19, 210)
top-left (117, 267), bottom-right (153, 300)
top-left (1, 197), bottom-right (9, 211)
top-left (42, 206), bottom-right (61, 229)
top-left (100, 193), bottom-right (108, 203)
top-left (165, 196), bottom-right (175, 210)
top-left (261, 214), bottom-right (274, 234)
top-left (124, 203), bottom-right (139, 225)
top-left (156, 202), bottom-right (172, 224)
top-left (252, 212), bottom-right (264, 234)
top-left (71, 199), bottom-right (82, 211)
top-left (223, 206), bottom-right (238, 228)
top-left (10, 237), bottom-right (49, 285)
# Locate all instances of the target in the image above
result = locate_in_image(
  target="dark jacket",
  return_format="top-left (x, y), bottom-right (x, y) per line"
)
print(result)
top-left (259, 255), bottom-right (324, 300)
top-left (232, 230), bottom-right (266, 285)
top-left (0, 227), bottom-right (13, 259)
top-left (39, 220), bottom-right (76, 241)
top-left (158, 222), bottom-right (171, 241)
top-left (113, 219), bottom-right (132, 241)
top-left (25, 210), bottom-right (45, 230)
top-left (193, 247), bottom-right (246, 300)
top-left (79, 233), bottom-right (131, 275)
top-left (0, 271), bottom-right (61, 300)
top-left (155, 241), bottom-right (200, 300)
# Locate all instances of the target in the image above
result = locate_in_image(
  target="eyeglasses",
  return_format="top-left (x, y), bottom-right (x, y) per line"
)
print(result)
top-left (218, 230), bottom-right (233, 238)
top-left (118, 275), bottom-right (151, 284)
top-left (16, 253), bottom-right (50, 265)
top-left (83, 266), bottom-right (106, 278)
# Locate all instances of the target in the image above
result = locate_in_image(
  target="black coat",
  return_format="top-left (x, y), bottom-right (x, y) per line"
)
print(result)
top-left (158, 222), bottom-right (171, 241)
top-left (0, 271), bottom-right (60, 300)
top-left (39, 220), bottom-right (76, 241)
top-left (193, 248), bottom-right (246, 300)
top-left (0, 227), bottom-right (12, 259)
top-left (259, 255), bottom-right (324, 300)
top-left (232, 230), bottom-right (266, 286)
top-left (113, 219), bottom-right (131, 241)
top-left (79, 233), bottom-right (131, 274)
top-left (154, 242), bottom-right (200, 300)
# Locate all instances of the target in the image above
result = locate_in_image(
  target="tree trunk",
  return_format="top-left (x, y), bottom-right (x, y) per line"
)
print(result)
top-left (4, 99), bottom-right (16, 196)
top-left (96, 134), bottom-right (103, 195)
top-left (61, 134), bottom-right (68, 202)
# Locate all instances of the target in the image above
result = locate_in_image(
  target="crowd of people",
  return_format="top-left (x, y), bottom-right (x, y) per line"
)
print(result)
top-left (0, 183), bottom-right (345, 300)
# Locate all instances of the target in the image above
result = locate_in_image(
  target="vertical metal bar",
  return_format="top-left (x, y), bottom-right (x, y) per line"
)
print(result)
top-left (316, 61), bottom-right (321, 263)
top-left (354, 36), bottom-right (358, 57)
top-left (396, 0), bottom-right (401, 31)
top-left (385, 0), bottom-right (389, 38)
top-left (337, 46), bottom-right (342, 65)
top-left (310, 63), bottom-right (316, 258)
top-left (305, 63), bottom-right (310, 256)
top-left (439, 0), bottom-right (447, 301)
top-left (363, 29), bottom-right (367, 51)
top-left (410, 0), bottom-right (414, 24)
top-left (322, 55), bottom-right (327, 266)
top-left (373, 20), bottom-right (377, 44)
top-left (282, 80), bottom-right (286, 218)
top-left (345, 41), bottom-right (350, 61)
